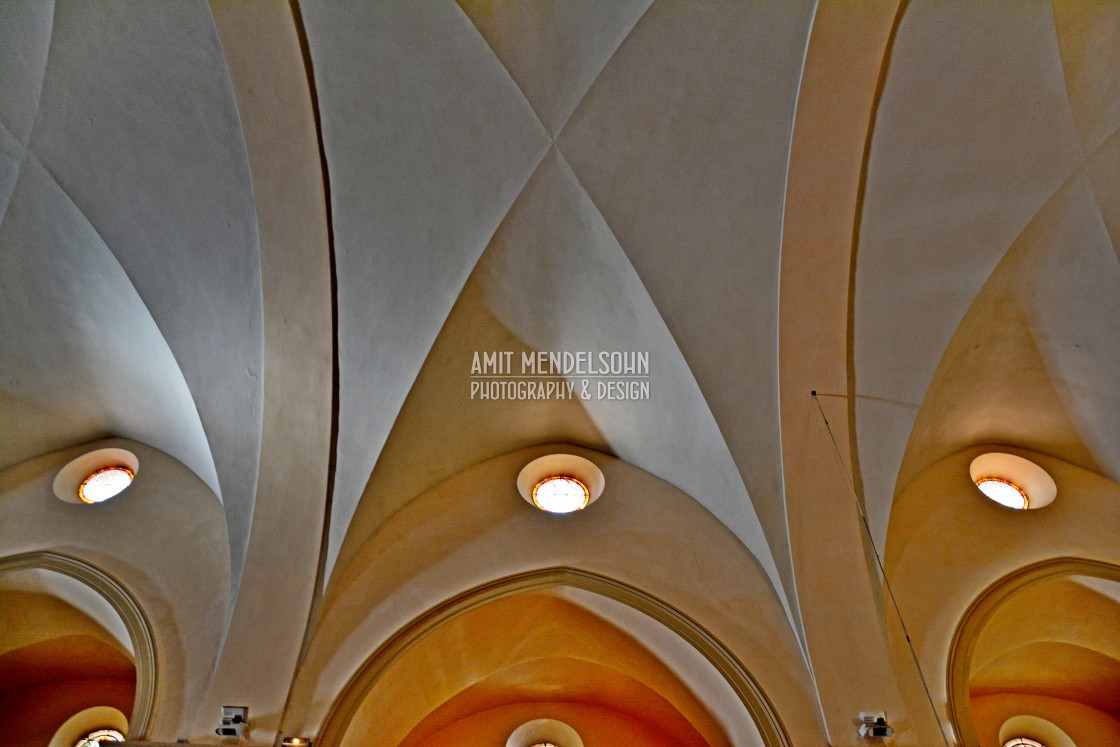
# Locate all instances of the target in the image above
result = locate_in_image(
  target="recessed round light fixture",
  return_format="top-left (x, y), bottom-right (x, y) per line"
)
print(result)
top-left (51, 706), bottom-right (129, 747)
top-left (507, 719), bottom-right (583, 747)
top-left (969, 452), bottom-right (1056, 511)
top-left (531, 475), bottom-right (590, 513)
top-left (517, 454), bottom-right (604, 514)
top-left (74, 729), bottom-right (125, 747)
top-left (975, 476), bottom-right (1029, 510)
top-left (78, 467), bottom-right (135, 504)
top-left (54, 447), bottom-right (140, 505)
top-left (998, 714), bottom-right (1070, 747)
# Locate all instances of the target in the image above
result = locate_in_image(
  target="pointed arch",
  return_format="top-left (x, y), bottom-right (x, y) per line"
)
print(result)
top-left (316, 567), bottom-right (791, 747)
top-left (0, 551), bottom-right (156, 739)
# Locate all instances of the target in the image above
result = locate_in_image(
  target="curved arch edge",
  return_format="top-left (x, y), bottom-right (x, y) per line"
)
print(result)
top-left (0, 550), bottom-right (158, 739)
top-left (946, 557), bottom-right (1120, 747)
top-left (314, 567), bottom-right (792, 747)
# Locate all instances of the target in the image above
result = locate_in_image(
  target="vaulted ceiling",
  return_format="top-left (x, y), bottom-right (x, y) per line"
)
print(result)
top-left (1, 2), bottom-right (1118, 747)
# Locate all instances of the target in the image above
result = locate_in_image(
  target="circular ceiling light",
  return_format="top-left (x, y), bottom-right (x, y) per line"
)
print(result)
top-left (74, 729), bottom-right (125, 747)
top-left (975, 476), bottom-right (1029, 510)
top-left (54, 447), bottom-right (140, 505)
top-left (78, 467), bottom-right (134, 504)
top-left (507, 719), bottom-right (583, 747)
top-left (531, 476), bottom-right (589, 513)
top-left (517, 454), bottom-right (605, 514)
top-left (968, 452), bottom-right (1056, 511)
top-left (998, 714), bottom-right (1071, 747)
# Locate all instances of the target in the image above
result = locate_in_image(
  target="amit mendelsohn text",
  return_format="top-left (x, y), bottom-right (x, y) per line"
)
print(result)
top-left (471, 351), bottom-right (650, 376)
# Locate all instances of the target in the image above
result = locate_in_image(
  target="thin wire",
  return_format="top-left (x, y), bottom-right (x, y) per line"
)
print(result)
top-left (811, 393), bottom-right (952, 747)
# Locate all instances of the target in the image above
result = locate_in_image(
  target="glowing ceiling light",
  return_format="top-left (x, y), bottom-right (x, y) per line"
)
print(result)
top-left (968, 452), bottom-right (1055, 511)
top-left (1002, 739), bottom-right (1045, 747)
top-left (531, 476), bottom-right (590, 513)
top-left (78, 467), bottom-right (134, 504)
top-left (976, 476), bottom-right (1028, 510)
top-left (517, 454), bottom-right (604, 513)
top-left (74, 729), bottom-right (125, 747)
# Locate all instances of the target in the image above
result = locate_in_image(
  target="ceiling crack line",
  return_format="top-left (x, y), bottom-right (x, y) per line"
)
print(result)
top-left (845, 0), bottom-right (912, 520)
top-left (1046, 0), bottom-right (1087, 163)
top-left (21, 0), bottom-right (57, 153)
top-left (552, 146), bottom-right (763, 525)
top-left (0, 117), bottom-right (27, 152)
top-left (551, 146), bottom-right (800, 635)
top-left (449, 0), bottom-right (550, 142)
top-left (18, 148), bottom-right (222, 499)
top-left (0, 129), bottom-right (29, 232)
top-left (551, 0), bottom-right (655, 142)
top-left (243, 4), bottom-right (340, 743)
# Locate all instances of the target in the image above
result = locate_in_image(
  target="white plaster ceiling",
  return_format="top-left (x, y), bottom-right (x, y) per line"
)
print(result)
top-left (300, 0), bottom-right (816, 641)
top-left (854, 0), bottom-right (1119, 545)
top-left (1, 1), bottom-right (1118, 745)
top-left (0, 0), bottom-right (263, 606)
top-left (298, 0), bottom-right (552, 578)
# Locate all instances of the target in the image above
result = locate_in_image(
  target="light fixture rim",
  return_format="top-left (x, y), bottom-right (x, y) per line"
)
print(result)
top-left (54, 446), bottom-right (141, 505)
top-left (531, 474), bottom-right (591, 512)
top-left (517, 453), bottom-right (605, 512)
top-left (507, 718), bottom-right (583, 747)
top-left (1001, 738), bottom-right (1046, 747)
top-left (968, 452), bottom-right (1056, 510)
top-left (975, 475), bottom-right (1029, 509)
top-left (78, 465), bottom-right (136, 504)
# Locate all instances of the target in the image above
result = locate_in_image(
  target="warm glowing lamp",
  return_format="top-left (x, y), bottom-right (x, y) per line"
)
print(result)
top-left (975, 476), bottom-right (1029, 510)
top-left (968, 452), bottom-right (1056, 511)
top-left (517, 454), bottom-right (604, 514)
top-left (74, 730), bottom-right (125, 747)
top-left (507, 719), bottom-right (583, 747)
top-left (78, 467), bottom-right (134, 504)
top-left (531, 476), bottom-right (590, 513)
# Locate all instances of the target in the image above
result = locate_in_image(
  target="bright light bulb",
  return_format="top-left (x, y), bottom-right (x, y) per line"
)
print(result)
top-left (73, 729), bottom-right (124, 747)
top-left (531, 476), bottom-right (590, 513)
top-left (976, 477), bottom-right (1028, 509)
top-left (78, 467), bottom-right (134, 504)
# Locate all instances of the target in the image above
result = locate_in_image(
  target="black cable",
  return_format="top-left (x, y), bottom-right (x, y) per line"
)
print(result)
top-left (811, 392), bottom-right (952, 747)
